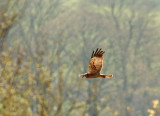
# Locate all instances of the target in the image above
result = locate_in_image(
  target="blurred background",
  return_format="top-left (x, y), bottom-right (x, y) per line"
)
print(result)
top-left (0, 0), bottom-right (160, 116)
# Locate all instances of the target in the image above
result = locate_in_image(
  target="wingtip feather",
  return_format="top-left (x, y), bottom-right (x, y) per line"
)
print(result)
top-left (91, 48), bottom-right (105, 58)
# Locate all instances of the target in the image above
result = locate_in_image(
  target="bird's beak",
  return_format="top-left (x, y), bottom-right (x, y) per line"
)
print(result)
top-left (79, 74), bottom-right (83, 78)
top-left (79, 74), bottom-right (85, 78)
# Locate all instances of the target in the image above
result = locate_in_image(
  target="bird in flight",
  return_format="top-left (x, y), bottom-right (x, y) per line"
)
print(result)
top-left (79, 48), bottom-right (113, 78)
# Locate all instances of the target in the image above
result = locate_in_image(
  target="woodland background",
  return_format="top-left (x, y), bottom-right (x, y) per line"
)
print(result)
top-left (0, 0), bottom-right (160, 116)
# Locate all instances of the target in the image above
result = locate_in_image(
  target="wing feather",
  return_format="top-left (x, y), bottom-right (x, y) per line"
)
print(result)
top-left (91, 50), bottom-right (94, 58)
top-left (88, 48), bottom-right (105, 74)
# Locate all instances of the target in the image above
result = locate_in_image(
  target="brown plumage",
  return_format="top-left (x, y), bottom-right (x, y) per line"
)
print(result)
top-left (79, 48), bottom-right (113, 78)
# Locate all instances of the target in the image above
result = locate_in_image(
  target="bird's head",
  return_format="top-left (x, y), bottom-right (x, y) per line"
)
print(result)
top-left (79, 73), bottom-right (87, 78)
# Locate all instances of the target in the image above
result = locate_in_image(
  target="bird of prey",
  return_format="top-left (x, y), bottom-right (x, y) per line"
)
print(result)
top-left (79, 48), bottom-right (113, 78)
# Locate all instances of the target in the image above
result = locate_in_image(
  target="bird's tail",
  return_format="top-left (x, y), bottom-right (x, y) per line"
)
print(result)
top-left (100, 74), bottom-right (113, 78)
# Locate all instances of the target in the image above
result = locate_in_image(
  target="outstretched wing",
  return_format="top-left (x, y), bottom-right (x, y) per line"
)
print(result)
top-left (88, 48), bottom-right (105, 74)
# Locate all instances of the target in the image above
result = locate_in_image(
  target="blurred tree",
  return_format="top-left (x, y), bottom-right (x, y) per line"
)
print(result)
top-left (0, 0), bottom-right (27, 53)
top-left (148, 99), bottom-right (159, 116)
top-left (0, 0), bottom-right (160, 115)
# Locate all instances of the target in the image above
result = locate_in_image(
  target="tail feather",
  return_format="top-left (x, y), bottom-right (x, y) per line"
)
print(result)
top-left (100, 74), bottom-right (113, 78)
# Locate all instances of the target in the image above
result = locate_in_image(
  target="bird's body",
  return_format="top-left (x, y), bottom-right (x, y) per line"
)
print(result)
top-left (80, 48), bottom-right (113, 78)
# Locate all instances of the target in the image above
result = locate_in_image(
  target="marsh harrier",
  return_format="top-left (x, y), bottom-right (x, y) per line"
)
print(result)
top-left (79, 48), bottom-right (113, 78)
